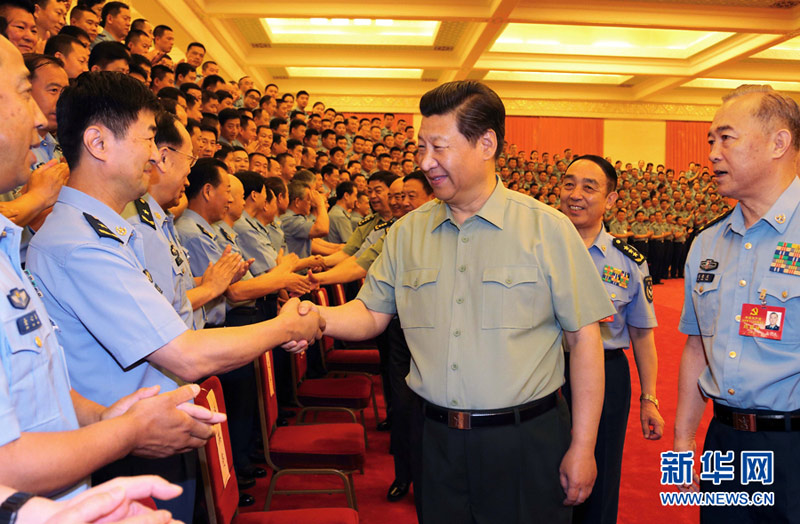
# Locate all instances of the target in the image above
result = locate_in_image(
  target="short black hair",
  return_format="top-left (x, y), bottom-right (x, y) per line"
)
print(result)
top-left (59, 24), bottom-right (90, 44)
top-left (88, 41), bottom-right (129, 70)
top-left (150, 64), bottom-right (173, 84)
top-left (156, 86), bottom-right (182, 101)
top-left (289, 118), bottom-right (305, 132)
top-left (99, 1), bottom-right (128, 27)
top-left (235, 171), bottom-right (265, 200)
top-left (186, 158), bottom-right (226, 200)
top-left (296, 89), bottom-right (309, 98)
top-left (218, 108), bottom-right (239, 126)
top-left (44, 34), bottom-right (81, 57)
top-left (124, 28), bottom-right (148, 46)
top-left (404, 170), bottom-right (433, 195)
top-left (566, 154), bottom-right (618, 193)
top-left (187, 41), bottom-right (205, 52)
top-left (23, 54), bottom-right (64, 79)
top-left (419, 80), bottom-right (505, 159)
top-left (0, 0), bottom-right (34, 16)
top-left (264, 176), bottom-right (286, 198)
top-left (201, 74), bottom-right (225, 91)
top-left (269, 117), bottom-right (287, 131)
top-left (368, 170), bottom-right (399, 189)
top-left (336, 181), bottom-right (356, 199)
top-left (153, 24), bottom-right (172, 38)
top-left (57, 71), bottom-right (160, 168)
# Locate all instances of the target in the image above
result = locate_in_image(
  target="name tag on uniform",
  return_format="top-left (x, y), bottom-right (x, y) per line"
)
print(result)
top-left (16, 311), bottom-right (41, 334)
top-left (599, 315), bottom-right (614, 323)
top-left (739, 303), bottom-right (785, 340)
top-left (697, 273), bottom-right (715, 283)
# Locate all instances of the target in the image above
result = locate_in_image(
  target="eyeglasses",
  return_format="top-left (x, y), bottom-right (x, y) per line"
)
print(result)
top-left (166, 146), bottom-right (198, 167)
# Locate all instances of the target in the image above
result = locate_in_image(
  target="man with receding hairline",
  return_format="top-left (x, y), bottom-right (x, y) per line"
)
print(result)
top-left (675, 84), bottom-right (800, 523)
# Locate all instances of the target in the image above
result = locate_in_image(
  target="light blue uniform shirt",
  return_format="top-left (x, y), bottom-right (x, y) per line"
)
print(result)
top-left (588, 229), bottom-right (657, 349)
top-left (125, 195), bottom-right (203, 330)
top-left (326, 204), bottom-right (353, 244)
top-left (175, 209), bottom-right (227, 327)
top-left (679, 177), bottom-right (800, 411)
top-left (0, 214), bottom-right (87, 499)
top-left (279, 210), bottom-right (313, 258)
top-left (30, 132), bottom-right (60, 171)
top-left (27, 187), bottom-right (187, 407)
top-left (266, 219), bottom-right (287, 254)
top-left (233, 210), bottom-right (277, 276)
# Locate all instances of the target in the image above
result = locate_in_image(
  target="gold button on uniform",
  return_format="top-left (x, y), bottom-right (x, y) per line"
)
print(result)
top-left (611, 293), bottom-right (616, 299)
top-left (505, 278), bottom-right (512, 284)
top-left (735, 315), bottom-right (741, 322)
top-left (729, 351), bottom-right (737, 359)
top-left (451, 363), bottom-right (458, 371)
top-left (451, 399), bottom-right (458, 406)
top-left (783, 291), bottom-right (788, 299)
top-left (739, 280), bottom-right (746, 287)
top-left (456, 297), bottom-right (464, 304)
top-left (744, 243), bottom-right (752, 250)
top-left (699, 286), bottom-right (704, 293)
top-left (461, 237), bottom-right (469, 243)
top-left (454, 330), bottom-right (461, 337)
top-left (458, 265), bottom-right (466, 273)
top-left (728, 388), bottom-right (735, 395)
top-left (34, 336), bottom-right (42, 347)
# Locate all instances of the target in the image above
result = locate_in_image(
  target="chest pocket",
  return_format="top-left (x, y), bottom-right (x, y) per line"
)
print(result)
top-left (482, 266), bottom-right (539, 329)
top-left (3, 317), bottom-right (61, 430)
top-left (398, 268), bottom-right (439, 328)
top-left (604, 281), bottom-right (632, 306)
top-left (692, 275), bottom-right (722, 337)
top-left (761, 275), bottom-right (800, 344)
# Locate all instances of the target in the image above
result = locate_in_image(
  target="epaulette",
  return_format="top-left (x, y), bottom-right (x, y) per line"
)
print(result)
top-left (374, 218), bottom-right (394, 232)
top-left (696, 208), bottom-right (734, 236)
top-left (245, 218), bottom-right (260, 232)
top-left (83, 213), bottom-right (122, 243)
top-left (358, 214), bottom-right (375, 227)
top-left (612, 238), bottom-right (645, 266)
top-left (196, 223), bottom-right (214, 239)
top-left (134, 198), bottom-right (156, 229)
top-left (218, 227), bottom-right (234, 243)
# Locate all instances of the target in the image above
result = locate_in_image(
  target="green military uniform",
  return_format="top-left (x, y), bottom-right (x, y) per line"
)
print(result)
top-left (357, 179), bottom-right (614, 524)
top-left (342, 213), bottom-right (392, 257)
top-left (609, 219), bottom-right (629, 237)
top-left (630, 220), bottom-right (651, 259)
top-left (649, 221), bottom-right (670, 283)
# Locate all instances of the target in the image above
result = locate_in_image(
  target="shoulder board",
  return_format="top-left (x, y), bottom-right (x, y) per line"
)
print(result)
top-left (133, 198), bottom-right (156, 229)
top-left (358, 214), bottom-right (375, 227)
top-left (374, 219), bottom-right (394, 232)
top-left (196, 223), bottom-right (214, 239)
top-left (245, 218), bottom-right (260, 231)
top-left (218, 227), bottom-right (233, 243)
top-left (696, 208), bottom-right (734, 235)
top-left (83, 213), bottom-right (122, 243)
top-left (612, 238), bottom-right (645, 266)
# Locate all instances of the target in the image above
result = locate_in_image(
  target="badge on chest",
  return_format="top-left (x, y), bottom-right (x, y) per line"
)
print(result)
top-left (739, 304), bottom-right (785, 340)
top-left (770, 241), bottom-right (800, 276)
top-left (602, 266), bottom-right (630, 289)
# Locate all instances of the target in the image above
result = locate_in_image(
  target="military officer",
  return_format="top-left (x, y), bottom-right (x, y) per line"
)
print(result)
top-left (675, 84), bottom-right (800, 522)
top-left (560, 155), bottom-right (663, 524)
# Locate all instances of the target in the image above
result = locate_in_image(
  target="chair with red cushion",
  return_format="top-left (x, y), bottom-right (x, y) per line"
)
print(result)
top-left (291, 344), bottom-right (378, 442)
top-left (315, 287), bottom-right (381, 375)
top-left (255, 352), bottom-right (366, 510)
top-left (195, 376), bottom-right (361, 523)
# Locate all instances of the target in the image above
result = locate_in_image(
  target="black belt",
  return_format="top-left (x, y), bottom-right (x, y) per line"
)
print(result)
top-left (713, 402), bottom-right (800, 432)
top-left (424, 391), bottom-right (558, 430)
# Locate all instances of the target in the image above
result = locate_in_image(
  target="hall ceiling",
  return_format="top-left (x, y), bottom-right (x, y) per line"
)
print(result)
top-left (134, 0), bottom-right (800, 110)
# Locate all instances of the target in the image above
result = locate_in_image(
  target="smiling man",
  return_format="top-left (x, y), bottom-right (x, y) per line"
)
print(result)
top-left (309, 81), bottom-right (613, 523)
top-left (675, 85), bottom-right (800, 523)
top-left (560, 155), bottom-right (663, 524)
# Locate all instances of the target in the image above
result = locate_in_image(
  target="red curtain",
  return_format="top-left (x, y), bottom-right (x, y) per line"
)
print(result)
top-left (666, 121), bottom-right (712, 174)
top-left (504, 116), bottom-right (604, 159)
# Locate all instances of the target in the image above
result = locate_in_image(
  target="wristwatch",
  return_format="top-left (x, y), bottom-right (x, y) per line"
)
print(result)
top-left (640, 393), bottom-right (659, 409)
top-left (0, 492), bottom-right (34, 524)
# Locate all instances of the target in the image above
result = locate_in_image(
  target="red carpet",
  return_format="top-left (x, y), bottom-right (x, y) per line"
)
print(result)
top-left (241, 277), bottom-right (710, 523)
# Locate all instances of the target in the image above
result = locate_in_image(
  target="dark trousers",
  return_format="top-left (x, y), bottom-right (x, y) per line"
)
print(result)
top-left (220, 304), bottom-right (265, 472)
top-left (701, 417), bottom-right (800, 523)
top-left (671, 242), bottom-right (686, 278)
top-left (419, 396), bottom-right (572, 524)
top-left (564, 350), bottom-right (631, 524)
top-left (92, 453), bottom-right (196, 523)
top-left (649, 240), bottom-right (666, 283)
top-left (375, 327), bottom-right (394, 421)
top-left (386, 317), bottom-right (422, 486)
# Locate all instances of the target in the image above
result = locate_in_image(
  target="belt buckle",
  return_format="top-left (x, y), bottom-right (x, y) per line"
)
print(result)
top-left (448, 410), bottom-right (471, 430)
top-left (732, 413), bottom-right (757, 432)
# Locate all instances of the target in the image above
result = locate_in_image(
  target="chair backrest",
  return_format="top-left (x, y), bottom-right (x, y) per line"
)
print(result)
top-left (195, 376), bottom-right (239, 524)
top-left (313, 288), bottom-right (335, 354)
top-left (255, 351), bottom-right (280, 436)
top-left (331, 283), bottom-right (347, 306)
top-left (293, 346), bottom-right (309, 383)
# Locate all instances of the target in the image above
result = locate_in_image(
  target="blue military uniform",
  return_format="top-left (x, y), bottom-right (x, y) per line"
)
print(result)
top-left (125, 195), bottom-right (203, 330)
top-left (564, 230), bottom-right (657, 524)
top-left (278, 210), bottom-right (314, 258)
top-left (233, 210), bottom-right (277, 276)
top-left (26, 187), bottom-right (194, 519)
top-left (0, 213), bottom-right (85, 500)
top-left (175, 209), bottom-right (227, 327)
top-left (679, 177), bottom-right (800, 522)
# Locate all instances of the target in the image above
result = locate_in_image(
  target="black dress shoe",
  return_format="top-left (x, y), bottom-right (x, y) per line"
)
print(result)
top-left (249, 450), bottom-right (266, 464)
top-left (276, 417), bottom-right (289, 427)
top-left (376, 419), bottom-right (392, 431)
top-left (387, 480), bottom-right (409, 501)
top-left (237, 475), bottom-right (256, 490)
top-left (241, 466), bottom-right (267, 478)
top-left (238, 493), bottom-right (255, 507)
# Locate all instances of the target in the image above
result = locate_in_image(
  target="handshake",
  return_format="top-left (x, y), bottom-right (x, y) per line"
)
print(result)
top-left (277, 297), bottom-right (326, 352)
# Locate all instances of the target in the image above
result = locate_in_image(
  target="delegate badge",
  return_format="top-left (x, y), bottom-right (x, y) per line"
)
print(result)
top-left (739, 303), bottom-right (786, 340)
